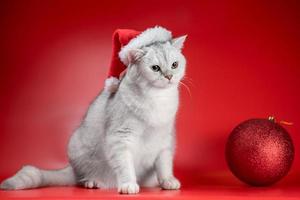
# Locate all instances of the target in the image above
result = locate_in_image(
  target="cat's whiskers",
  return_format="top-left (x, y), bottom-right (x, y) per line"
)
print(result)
top-left (179, 81), bottom-right (192, 99)
top-left (182, 76), bottom-right (195, 87)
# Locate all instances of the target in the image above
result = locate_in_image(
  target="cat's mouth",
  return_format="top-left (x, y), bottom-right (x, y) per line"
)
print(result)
top-left (166, 79), bottom-right (178, 86)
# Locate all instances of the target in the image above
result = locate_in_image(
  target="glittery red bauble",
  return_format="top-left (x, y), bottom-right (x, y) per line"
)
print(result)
top-left (226, 118), bottom-right (294, 186)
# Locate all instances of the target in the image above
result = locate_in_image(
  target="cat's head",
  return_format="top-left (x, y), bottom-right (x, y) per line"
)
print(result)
top-left (125, 36), bottom-right (187, 88)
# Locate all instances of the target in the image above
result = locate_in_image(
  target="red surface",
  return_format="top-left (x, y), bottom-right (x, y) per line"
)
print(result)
top-left (0, 0), bottom-right (300, 199)
top-left (0, 172), bottom-right (300, 200)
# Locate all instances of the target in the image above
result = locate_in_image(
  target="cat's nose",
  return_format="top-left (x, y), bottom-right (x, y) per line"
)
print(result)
top-left (164, 74), bottom-right (173, 80)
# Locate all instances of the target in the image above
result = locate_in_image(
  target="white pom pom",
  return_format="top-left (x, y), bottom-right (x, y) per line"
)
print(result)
top-left (104, 77), bottom-right (120, 93)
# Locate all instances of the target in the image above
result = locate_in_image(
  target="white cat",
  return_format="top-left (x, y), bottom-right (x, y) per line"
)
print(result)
top-left (0, 26), bottom-right (187, 194)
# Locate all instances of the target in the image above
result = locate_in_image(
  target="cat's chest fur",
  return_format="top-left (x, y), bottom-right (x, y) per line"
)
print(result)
top-left (112, 84), bottom-right (177, 170)
top-left (146, 93), bottom-right (178, 126)
top-left (119, 85), bottom-right (179, 127)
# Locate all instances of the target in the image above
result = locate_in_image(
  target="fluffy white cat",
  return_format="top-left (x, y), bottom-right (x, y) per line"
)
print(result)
top-left (0, 26), bottom-right (187, 194)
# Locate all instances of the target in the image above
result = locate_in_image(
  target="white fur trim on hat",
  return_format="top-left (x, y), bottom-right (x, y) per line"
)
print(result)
top-left (118, 26), bottom-right (172, 66)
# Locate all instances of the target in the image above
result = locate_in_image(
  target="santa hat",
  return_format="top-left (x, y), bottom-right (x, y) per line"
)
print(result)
top-left (104, 26), bottom-right (172, 92)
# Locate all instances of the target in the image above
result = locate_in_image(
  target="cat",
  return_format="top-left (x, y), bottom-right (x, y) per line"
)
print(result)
top-left (0, 27), bottom-right (187, 194)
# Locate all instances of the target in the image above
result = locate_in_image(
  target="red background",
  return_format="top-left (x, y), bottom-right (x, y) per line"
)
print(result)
top-left (0, 0), bottom-right (300, 199)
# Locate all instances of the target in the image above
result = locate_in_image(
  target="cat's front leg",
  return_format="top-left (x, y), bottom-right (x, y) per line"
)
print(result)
top-left (155, 149), bottom-right (181, 190)
top-left (106, 134), bottom-right (139, 194)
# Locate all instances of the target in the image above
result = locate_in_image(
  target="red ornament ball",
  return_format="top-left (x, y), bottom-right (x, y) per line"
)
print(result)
top-left (226, 118), bottom-right (294, 186)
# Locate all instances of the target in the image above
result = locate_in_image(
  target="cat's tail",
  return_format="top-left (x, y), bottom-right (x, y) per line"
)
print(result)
top-left (0, 165), bottom-right (76, 190)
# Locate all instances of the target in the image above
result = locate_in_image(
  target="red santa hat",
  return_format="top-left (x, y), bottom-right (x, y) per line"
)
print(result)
top-left (107, 26), bottom-right (172, 79)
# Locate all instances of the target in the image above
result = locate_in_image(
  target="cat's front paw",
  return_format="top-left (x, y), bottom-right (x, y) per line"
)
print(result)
top-left (118, 182), bottom-right (140, 194)
top-left (159, 177), bottom-right (181, 190)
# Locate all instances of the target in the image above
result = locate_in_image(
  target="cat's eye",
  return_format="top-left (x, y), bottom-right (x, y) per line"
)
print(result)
top-left (171, 61), bottom-right (178, 69)
top-left (151, 65), bottom-right (160, 72)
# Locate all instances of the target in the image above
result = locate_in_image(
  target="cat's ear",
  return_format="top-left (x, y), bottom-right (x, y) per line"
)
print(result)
top-left (126, 49), bottom-right (145, 64)
top-left (171, 35), bottom-right (187, 50)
